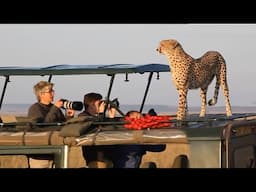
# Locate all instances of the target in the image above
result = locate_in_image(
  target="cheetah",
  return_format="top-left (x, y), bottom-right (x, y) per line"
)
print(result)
top-left (156, 39), bottom-right (232, 120)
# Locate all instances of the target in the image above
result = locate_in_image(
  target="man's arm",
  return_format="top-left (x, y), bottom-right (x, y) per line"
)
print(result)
top-left (28, 103), bottom-right (66, 123)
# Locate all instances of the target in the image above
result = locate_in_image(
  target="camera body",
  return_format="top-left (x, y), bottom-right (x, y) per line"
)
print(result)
top-left (110, 98), bottom-right (119, 108)
top-left (60, 99), bottom-right (83, 111)
top-left (100, 98), bottom-right (119, 108)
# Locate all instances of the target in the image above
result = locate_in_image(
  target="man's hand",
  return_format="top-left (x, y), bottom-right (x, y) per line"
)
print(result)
top-left (66, 109), bottom-right (75, 117)
top-left (108, 107), bottom-right (116, 118)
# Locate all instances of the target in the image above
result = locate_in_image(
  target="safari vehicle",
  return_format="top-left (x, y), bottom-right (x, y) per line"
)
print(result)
top-left (0, 64), bottom-right (256, 168)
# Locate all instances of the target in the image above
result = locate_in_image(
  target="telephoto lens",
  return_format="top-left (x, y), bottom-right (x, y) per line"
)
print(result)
top-left (61, 99), bottom-right (83, 111)
top-left (110, 98), bottom-right (119, 108)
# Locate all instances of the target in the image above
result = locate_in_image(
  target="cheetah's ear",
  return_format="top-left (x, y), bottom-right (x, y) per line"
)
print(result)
top-left (173, 41), bottom-right (179, 49)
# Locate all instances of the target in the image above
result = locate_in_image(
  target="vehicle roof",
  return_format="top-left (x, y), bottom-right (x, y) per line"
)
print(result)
top-left (0, 64), bottom-right (170, 76)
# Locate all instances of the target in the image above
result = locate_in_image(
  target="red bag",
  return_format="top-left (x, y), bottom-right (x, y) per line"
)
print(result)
top-left (124, 114), bottom-right (173, 130)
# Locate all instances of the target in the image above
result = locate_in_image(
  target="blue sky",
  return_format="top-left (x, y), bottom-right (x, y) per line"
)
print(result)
top-left (0, 24), bottom-right (255, 108)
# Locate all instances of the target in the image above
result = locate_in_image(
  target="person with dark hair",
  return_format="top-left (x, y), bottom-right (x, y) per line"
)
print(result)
top-left (78, 92), bottom-right (116, 168)
top-left (27, 81), bottom-right (75, 168)
top-left (79, 93), bottom-right (165, 168)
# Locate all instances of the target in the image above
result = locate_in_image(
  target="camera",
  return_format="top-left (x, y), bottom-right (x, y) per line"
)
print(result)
top-left (110, 98), bottom-right (119, 108)
top-left (100, 98), bottom-right (119, 108)
top-left (60, 99), bottom-right (83, 111)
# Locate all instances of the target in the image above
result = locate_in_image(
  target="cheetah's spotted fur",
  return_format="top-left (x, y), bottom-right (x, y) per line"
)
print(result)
top-left (157, 39), bottom-right (232, 120)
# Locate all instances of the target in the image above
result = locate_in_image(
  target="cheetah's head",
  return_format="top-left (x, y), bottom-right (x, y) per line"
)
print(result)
top-left (156, 39), bottom-right (180, 54)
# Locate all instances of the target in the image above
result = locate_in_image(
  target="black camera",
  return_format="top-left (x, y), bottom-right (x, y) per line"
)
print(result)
top-left (101, 98), bottom-right (119, 108)
top-left (60, 99), bottom-right (83, 111)
top-left (110, 98), bottom-right (119, 108)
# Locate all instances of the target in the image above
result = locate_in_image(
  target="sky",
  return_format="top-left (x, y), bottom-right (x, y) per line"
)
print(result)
top-left (0, 24), bottom-right (256, 108)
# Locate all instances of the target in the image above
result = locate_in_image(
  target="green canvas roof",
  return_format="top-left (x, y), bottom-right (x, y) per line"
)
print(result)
top-left (0, 64), bottom-right (170, 76)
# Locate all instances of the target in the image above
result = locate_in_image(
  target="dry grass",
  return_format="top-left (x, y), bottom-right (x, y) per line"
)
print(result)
top-left (0, 155), bottom-right (28, 168)
top-left (141, 143), bottom-right (189, 168)
top-left (0, 146), bottom-right (86, 168)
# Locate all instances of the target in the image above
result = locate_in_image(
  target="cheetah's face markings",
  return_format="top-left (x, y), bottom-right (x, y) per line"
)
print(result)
top-left (156, 39), bottom-right (179, 54)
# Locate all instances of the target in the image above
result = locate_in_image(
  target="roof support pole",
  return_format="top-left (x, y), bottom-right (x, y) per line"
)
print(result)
top-left (0, 75), bottom-right (10, 110)
top-left (140, 72), bottom-right (153, 113)
top-left (48, 75), bottom-right (52, 82)
top-left (103, 74), bottom-right (115, 118)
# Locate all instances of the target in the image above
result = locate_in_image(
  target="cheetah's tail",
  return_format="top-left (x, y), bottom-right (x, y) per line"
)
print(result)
top-left (208, 98), bottom-right (217, 106)
top-left (208, 73), bottom-right (220, 106)
top-left (208, 53), bottom-right (224, 106)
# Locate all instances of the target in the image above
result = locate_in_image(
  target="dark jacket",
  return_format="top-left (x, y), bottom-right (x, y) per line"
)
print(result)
top-left (27, 102), bottom-right (67, 160)
top-left (28, 102), bottom-right (66, 123)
